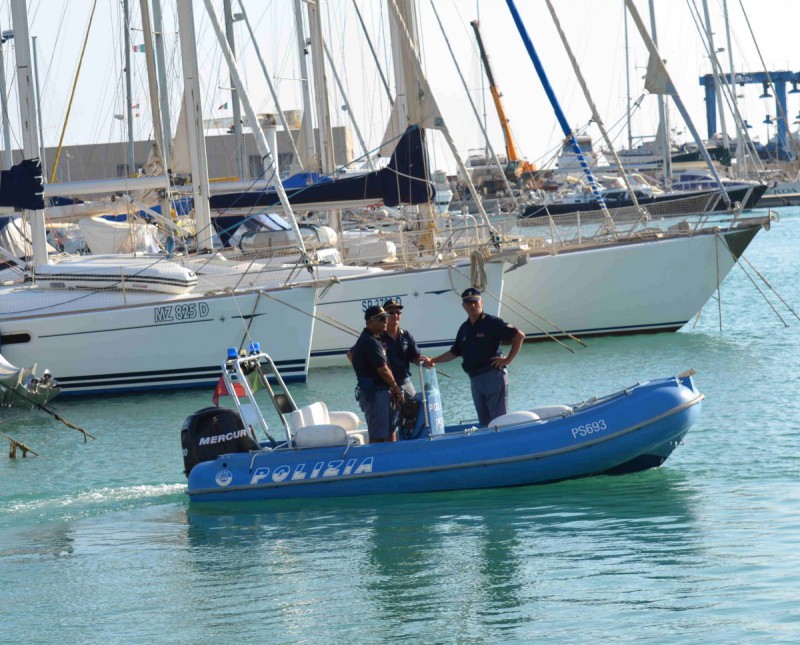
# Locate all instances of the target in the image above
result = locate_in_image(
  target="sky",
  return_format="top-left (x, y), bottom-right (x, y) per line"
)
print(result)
top-left (3, 0), bottom-right (800, 177)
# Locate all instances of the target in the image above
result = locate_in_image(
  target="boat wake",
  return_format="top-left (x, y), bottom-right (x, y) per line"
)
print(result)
top-left (1, 482), bottom-right (186, 525)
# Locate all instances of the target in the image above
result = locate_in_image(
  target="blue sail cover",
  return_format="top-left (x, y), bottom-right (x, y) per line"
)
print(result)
top-left (208, 126), bottom-right (435, 211)
top-left (0, 158), bottom-right (44, 211)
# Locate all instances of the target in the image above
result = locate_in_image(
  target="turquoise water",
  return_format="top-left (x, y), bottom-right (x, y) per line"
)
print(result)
top-left (2, 209), bottom-right (799, 643)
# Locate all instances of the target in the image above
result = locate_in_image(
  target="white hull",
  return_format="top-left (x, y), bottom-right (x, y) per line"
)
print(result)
top-left (500, 226), bottom-right (759, 337)
top-left (0, 284), bottom-right (316, 395)
top-left (309, 261), bottom-right (506, 367)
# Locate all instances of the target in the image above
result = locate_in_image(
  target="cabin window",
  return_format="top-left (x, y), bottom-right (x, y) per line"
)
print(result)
top-left (0, 332), bottom-right (31, 345)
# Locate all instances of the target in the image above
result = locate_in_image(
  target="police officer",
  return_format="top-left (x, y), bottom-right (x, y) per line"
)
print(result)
top-left (425, 288), bottom-right (525, 427)
top-left (351, 305), bottom-right (404, 443)
top-left (380, 298), bottom-right (431, 398)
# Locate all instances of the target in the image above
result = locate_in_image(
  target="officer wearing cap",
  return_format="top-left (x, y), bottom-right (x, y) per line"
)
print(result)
top-left (425, 288), bottom-right (525, 427)
top-left (380, 298), bottom-right (431, 398)
top-left (347, 298), bottom-right (430, 397)
top-left (351, 305), bottom-right (404, 442)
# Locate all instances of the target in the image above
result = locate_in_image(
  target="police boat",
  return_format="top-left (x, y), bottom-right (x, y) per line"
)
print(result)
top-left (181, 344), bottom-right (703, 502)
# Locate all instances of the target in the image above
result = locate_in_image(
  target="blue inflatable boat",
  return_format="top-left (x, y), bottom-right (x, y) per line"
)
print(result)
top-left (182, 346), bottom-right (702, 502)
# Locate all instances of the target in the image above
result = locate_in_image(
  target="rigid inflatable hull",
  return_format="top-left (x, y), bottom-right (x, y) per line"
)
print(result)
top-left (187, 376), bottom-right (701, 502)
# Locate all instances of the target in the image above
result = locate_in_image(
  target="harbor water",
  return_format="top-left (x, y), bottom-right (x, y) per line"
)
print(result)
top-left (2, 208), bottom-right (799, 643)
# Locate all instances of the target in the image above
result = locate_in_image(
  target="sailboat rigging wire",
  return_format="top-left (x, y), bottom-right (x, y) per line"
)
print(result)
top-left (50, 0), bottom-right (99, 185)
top-left (715, 230), bottom-right (723, 332)
top-left (428, 0), bottom-right (521, 213)
top-left (545, 0), bottom-right (636, 229)
top-left (445, 261), bottom-right (581, 353)
top-left (351, 0), bottom-right (394, 105)
top-left (714, 237), bottom-right (793, 326)
top-left (236, 290), bottom-right (263, 353)
top-left (734, 256), bottom-right (788, 327)
top-left (505, 0), bottom-right (608, 211)
top-left (235, 0), bottom-right (305, 172)
top-left (623, 0), bottom-right (732, 206)
top-left (735, 0), bottom-right (800, 162)
top-left (740, 253), bottom-right (799, 321)
top-left (256, 288), bottom-right (360, 339)
top-left (684, 0), bottom-right (764, 169)
top-left (386, 0), bottom-right (497, 241)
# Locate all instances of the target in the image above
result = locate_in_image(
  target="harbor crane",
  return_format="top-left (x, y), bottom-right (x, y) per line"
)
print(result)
top-left (471, 19), bottom-right (538, 189)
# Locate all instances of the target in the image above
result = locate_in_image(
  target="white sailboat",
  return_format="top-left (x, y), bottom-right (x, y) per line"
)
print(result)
top-left (193, 0), bottom-right (507, 369)
top-left (412, 1), bottom-right (770, 342)
top-left (0, 0), bottom-right (318, 396)
top-left (0, 0), bottom-right (505, 394)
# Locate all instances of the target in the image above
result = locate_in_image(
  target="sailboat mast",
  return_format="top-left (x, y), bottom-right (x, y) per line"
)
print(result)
top-left (307, 1), bottom-right (335, 176)
top-left (10, 0), bottom-right (47, 266)
top-left (623, 1), bottom-right (633, 151)
top-left (151, 0), bottom-right (172, 165)
top-left (139, 0), bottom-right (167, 169)
top-left (429, 3), bottom-right (517, 206)
top-left (175, 0), bottom-right (214, 252)
top-left (0, 23), bottom-right (12, 170)
top-left (624, 0), bottom-right (730, 205)
top-left (387, 0), bottom-right (490, 246)
top-left (235, 0), bottom-right (304, 173)
top-left (722, 0), bottom-right (746, 176)
top-left (202, 0), bottom-right (308, 256)
top-left (702, 0), bottom-right (729, 149)
top-left (505, 0), bottom-right (607, 209)
top-left (31, 36), bottom-right (46, 178)
top-left (122, 0), bottom-right (135, 173)
top-left (545, 0), bottom-right (639, 217)
top-left (293, 0), bottom-right (317, 172)
top-left (647, 0), bottom-right (672, 186)
top-left (223, 0), bottom-right (245, 181)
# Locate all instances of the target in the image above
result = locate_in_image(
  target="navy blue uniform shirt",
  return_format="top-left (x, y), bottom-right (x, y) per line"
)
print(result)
top-left (450, 313), bottom-right (519, 377)
top-left (383, 329), bottom-right (421, 383)
top-left (351, 328), bottom-right (389, 387)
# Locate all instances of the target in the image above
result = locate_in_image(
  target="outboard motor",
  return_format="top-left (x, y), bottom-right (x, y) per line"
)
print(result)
top-left (181, 407), bottom-right (260, 477)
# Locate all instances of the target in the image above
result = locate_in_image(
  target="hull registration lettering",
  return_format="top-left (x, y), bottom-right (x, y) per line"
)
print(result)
top-left (570, 419), bottom-right (607, 439)
top-left (154, 302), bottom-right (209, 324)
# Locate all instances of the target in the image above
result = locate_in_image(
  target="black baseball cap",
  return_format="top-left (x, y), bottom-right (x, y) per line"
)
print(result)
top-left (461, 287), bottom-right (482, 301)
top-left (365, 305), bottom-right (390, 321)
top-left (382, 298), bottom-right (404, 311)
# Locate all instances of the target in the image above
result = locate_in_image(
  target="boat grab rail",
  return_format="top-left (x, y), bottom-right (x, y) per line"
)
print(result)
top-left (221, 345), bottom-right (299, 448)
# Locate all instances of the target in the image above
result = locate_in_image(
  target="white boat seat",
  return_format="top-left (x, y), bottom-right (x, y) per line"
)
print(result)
top-left (293, 424), bottom-right (349, 448)
top-left (328, 410), bottom-right (360, 432)
top-left (488, 410), bottom-right (540, 429)
top-left (529, 405), bottom-right (573, 420)
top-left (289, 401), bottom-right (365, 441)
top-left (289, 401), bottom-right (330, 432)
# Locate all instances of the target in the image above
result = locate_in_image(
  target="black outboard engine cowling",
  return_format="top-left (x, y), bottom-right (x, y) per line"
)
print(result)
top-left (181, 407), bottom-right (260, 476)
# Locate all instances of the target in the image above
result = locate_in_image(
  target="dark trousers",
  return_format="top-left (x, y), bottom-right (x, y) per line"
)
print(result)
top-left (356, 379), bottom-right (393, 441)
top-left (469, 368), bottom-right (509, 427)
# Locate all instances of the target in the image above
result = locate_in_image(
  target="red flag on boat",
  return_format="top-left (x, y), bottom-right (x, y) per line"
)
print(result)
top-left (212, 377), bottom-right (246, 406)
